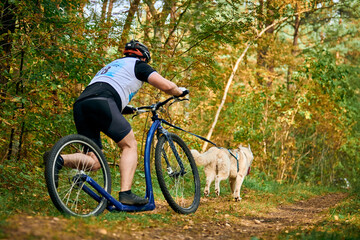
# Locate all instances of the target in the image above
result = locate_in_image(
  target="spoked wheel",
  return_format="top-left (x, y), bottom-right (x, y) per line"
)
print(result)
top-left (44, 134), bottom-right (111, 217)
top-left (155, 133), bottom-right (200, 214)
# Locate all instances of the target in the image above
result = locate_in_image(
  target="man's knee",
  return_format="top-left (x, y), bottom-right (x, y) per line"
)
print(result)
top-left (117, 131), bottom-right (137, 150)
top-left (126, 138), bottom-right (137, 149)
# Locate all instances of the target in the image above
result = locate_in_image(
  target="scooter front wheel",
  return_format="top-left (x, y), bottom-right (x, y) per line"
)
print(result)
top-left (155, 133), bottom-right (200, 214)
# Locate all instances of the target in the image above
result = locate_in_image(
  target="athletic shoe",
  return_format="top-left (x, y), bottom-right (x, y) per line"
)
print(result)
top-left (118, 191), bottom-right (148, 205)
top-left (54, 155), bottom-right (64, 188)
top-left (43, 151), bottom-right (64, 188)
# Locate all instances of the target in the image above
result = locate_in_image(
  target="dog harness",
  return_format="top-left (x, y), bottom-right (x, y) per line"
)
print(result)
top-left (226, 149), bottom-right (240, 172)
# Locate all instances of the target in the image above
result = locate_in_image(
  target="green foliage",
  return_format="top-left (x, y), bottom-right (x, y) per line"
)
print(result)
top-left (0, 0), bottom-right (118, 162)
top-left (0, 159), bottom-right (56, 217)
top-left (300, 49), bottom-right (360, 186)
top-left (0, 1), bottom-right (359, 239)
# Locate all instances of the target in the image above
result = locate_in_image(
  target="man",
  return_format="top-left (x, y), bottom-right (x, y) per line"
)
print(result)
top-left (56, 40), bottom-right (187, 205)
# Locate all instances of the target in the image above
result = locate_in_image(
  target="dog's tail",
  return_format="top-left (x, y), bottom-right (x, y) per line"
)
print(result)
top-left (190, 149), bottom-right (210, 166)
top-left (248, 144), bottom-right (254, 159)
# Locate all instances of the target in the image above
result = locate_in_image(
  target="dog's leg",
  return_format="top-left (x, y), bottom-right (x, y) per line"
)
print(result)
top-left (229, 177), bottom-right (236, 193)
top-left (214, 175), bottom-right (221, 196)
top-left (204, 171), bottom-right (215, 197)
top-left (215, 173), bottom-right (231, 196)
top-left (233, 174), bottom-right (246, 201)
top-left (215, 169), bottom-right (231, 197)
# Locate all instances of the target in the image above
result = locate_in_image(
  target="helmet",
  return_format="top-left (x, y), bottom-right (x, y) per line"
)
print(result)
top-left (123, 40), bottom-right (151, 63)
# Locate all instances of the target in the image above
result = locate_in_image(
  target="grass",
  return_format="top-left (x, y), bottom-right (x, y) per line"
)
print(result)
top-left (1, 160), bottom-right (358, 239)
top-left (197, 166), bottom-right (338, 215)
top-left (277, 193), bottom-right (360, 240)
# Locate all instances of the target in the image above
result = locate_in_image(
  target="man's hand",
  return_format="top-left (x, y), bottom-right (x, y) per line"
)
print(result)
top-left (148, 72), bottom-right (188, 96)
top-left (122, 105), bottom-right (137, 115)
top-left (176, 87), bottom-right (189, 98)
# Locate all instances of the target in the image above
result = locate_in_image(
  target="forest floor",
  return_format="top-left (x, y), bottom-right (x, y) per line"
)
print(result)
top-left (2, 192), bottom-right (350, 240)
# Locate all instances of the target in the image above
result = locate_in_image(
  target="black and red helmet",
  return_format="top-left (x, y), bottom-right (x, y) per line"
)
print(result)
top-left (123, 40), bottom-right (151, 63)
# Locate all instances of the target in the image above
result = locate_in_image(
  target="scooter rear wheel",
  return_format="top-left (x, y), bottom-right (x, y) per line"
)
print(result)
top-left (44, 134), bottom-right (111, 217)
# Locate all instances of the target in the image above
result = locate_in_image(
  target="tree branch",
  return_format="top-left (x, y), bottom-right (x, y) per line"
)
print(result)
top-left (164, 0), bottom-right (192, 47)
top-left (201, 5), bottom-right (333, 151)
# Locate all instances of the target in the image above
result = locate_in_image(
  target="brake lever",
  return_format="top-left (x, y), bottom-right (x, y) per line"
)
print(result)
top-left (159, 107), bottom-right (167, 113)
top-left (132, 113), bottom-right (139, 119)
top-left (169, 98), bottom-right (189, 107)
top-left (178, 98), bottom-right (189, 102)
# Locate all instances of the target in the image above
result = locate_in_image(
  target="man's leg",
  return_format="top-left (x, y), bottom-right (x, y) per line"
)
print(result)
top-left (117, 129), bottom-right (138, 191)
top-left (62, 152), bottom-right (101, 171)
top-left (43, 151), bottom-right (100, 171)
top-left (117, 130), bottom-right (148, 205)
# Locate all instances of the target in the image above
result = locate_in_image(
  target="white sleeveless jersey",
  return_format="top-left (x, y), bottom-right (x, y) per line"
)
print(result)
top-left (89, 58), bottom-right (144, 110)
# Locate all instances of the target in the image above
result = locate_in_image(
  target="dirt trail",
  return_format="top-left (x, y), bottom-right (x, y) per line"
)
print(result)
top-left (3, 193), bottom-right (347, 240)
top-left (133, 192), bottom-right (347, 240)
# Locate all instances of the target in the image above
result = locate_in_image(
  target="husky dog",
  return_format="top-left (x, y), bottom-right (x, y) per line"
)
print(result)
top-left (191, 145), bottom-right (253, 201)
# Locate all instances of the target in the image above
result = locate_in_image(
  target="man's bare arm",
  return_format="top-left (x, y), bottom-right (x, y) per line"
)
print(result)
top-left (147, 72), bottom-right (183, 96)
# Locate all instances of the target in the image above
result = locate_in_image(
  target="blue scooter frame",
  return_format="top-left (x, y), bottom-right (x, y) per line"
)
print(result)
top-left (46, 92), bottom-right (201, 216)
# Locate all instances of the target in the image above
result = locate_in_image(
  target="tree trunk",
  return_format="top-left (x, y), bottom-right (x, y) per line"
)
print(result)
top-left (202, 43), bottom-right (251, 152)
top-left (144, 0), bottom-right (174, 48)
top-left (119, 0), bottom-right (141, 50)
top-left (2, 1), bottom-right (16, 160)
top-left (16, 121), bottom-right (25, 161)
top-left (0, 1), bottom-right (16, 95)
top-left (256, 0), bottom-right (265, 72)
top-left (107, 0), bottom-right (115, 22)
top-left (7, 49), bottom-right (25, 161)
top-left (101, 0), bottom-right (108, 22)
top-left (164, 0), bottom-right (191, 50)
top-left (7, 128), bottom-right (15, 161)
top-left (144, 0), bottom-right (161, 46)
top-left (256, 0), bottom-right (275, 86)
top-left (286, 4), bottom-right (301, 90)
top-left (16, 50), bottom-right (26, 161)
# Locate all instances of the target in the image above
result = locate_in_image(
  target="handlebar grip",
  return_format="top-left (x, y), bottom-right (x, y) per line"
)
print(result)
top-left (137, 106), bottom-right (151, 110)
top-left (177, 88), bottom-right (189, 98)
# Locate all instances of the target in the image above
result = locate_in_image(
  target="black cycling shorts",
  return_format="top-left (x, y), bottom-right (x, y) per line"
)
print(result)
top-left (73, 96), bottom-right (131, 149)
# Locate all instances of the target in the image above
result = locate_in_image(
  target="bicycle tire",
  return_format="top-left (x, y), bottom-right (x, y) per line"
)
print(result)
top-left (155, 133), bottom-right (200, 214)
top-left (45, 134), bottom-right (111, 217)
